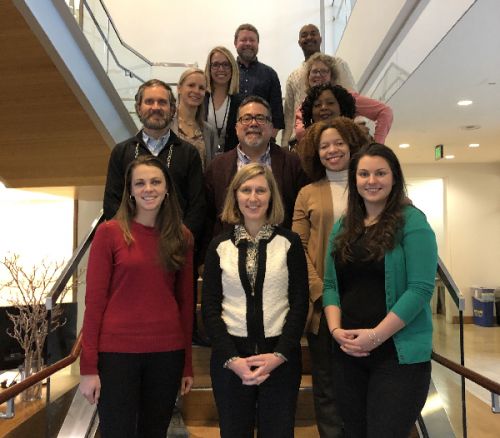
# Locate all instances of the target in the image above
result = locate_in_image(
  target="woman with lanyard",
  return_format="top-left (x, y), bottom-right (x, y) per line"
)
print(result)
top-left (204, 46), bottom-right (242, 152)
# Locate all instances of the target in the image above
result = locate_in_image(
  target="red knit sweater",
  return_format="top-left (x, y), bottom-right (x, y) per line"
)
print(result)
top-left (80, 220), bottom-right (193, 377)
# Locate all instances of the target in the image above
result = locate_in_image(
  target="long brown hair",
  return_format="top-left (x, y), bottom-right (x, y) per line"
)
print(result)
top-left (334, 143), bottom-right (407, 262)
top-left (115, 156), bottom-right (189, 271)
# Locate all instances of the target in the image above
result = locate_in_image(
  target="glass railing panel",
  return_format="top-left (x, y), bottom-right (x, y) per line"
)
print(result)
top-left (432, 282), bottom-right (463, 366)
top-left (331, 0), bottom-right (355, 55)
top-left (426, 360), bottom-right (464, 437)
top-left (371, 62), bottom-right (409, 103)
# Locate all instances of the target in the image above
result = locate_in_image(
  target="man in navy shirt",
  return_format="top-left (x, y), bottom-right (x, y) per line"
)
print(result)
top-left (234, 23), bottom-right (285, 138)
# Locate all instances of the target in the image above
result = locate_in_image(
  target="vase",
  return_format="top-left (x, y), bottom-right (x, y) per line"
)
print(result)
top-left (19, 356), bottom-right (44, 402)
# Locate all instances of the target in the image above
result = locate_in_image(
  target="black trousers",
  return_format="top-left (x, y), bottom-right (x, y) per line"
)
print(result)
top-left (332, 342), bottom-right (431, 438)
top-left (307, 313), bottom-right (344, 437)
top-left (210, 348), bottom-right (302, 438)
top-left (97, 350), bottom-right (184, 438)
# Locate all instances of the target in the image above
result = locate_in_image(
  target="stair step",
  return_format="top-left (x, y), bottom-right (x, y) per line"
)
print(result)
top-left (183, 373), bottom-right (314, 423)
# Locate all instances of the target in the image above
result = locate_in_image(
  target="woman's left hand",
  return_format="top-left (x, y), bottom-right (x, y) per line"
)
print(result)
top-left (340, 328), bottom-right (378, 356)
top-left (244, 353), bottom-right (285, 385)
top-left (180, 376), bottom-right (194, 395)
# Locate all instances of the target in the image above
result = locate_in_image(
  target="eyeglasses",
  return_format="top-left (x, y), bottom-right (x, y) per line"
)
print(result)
top-left (210, 62), bottom-right (231, 70)
top-left (237, 114), bottom-right (271, 125)
top-left (310, 68), bottom-right (330, 77)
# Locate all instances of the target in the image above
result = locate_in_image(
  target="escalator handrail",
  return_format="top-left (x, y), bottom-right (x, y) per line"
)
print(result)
top-left (46, 212), bottom-right (105, 309)
top-left (432, 350), bottom-right (500, 396)
top-left (0, 332), bottom-right (82, 405)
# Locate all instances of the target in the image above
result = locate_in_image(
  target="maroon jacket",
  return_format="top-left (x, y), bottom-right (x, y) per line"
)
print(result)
top-left (203, 142), bottom-right (309, 251)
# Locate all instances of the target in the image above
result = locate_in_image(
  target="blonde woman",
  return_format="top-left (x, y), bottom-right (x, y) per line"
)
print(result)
top-left (204, 46), bottom-right (242, 151)
top-left (171, 68), bottom-right (218, 169)
top-left (202, 163), bottom-right (308, 437)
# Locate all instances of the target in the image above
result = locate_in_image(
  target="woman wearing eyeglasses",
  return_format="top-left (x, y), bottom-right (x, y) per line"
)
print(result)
top-left (294, 53), bottom-right (393, 144)
top-left (204, 46), bottom-right (242, 152)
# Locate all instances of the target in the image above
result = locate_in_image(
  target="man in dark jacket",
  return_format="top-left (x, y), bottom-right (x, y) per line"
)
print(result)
top-left (204, 95), bottom-right (308, 244)
top-left (103, 79), bottom-right (205, 241)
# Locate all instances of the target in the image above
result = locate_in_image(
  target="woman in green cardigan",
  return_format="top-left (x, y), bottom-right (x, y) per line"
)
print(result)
top-left (323, 143), bottom-right (438, 437)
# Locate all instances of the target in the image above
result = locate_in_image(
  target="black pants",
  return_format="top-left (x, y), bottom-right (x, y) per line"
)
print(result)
top-left (97, 350), bottom-right (184, 438)
top-left (210, 349), bottom-right (302, 438)
top-left (332, 342), bottom-right (431, 438)
top-left (307, 313), bottom-right (344, 437)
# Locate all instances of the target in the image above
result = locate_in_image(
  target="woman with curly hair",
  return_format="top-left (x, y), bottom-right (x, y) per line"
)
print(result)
top-left (292, 117), bottom-right (369, 437)
top-left (324, 143), bottom-right (437, 437)
top-left (294, 53), bottom-right (393, 144)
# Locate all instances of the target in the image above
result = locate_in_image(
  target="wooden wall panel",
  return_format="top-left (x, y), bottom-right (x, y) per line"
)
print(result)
top-left (0, 1), bottom-right (111, 188)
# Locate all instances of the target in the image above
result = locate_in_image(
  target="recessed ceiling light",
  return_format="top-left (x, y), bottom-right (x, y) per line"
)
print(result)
top-left (457, 100), bottom-right (473, 106)
top-left (399, 143), bottom-right (410, 149)
top-left (468, 143), bottom-right (480, 148)
top-left (445, 155), bottom-right (455, 159)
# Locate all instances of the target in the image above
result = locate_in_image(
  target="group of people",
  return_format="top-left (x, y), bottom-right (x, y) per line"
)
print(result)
top-left (78, 22), bottom-right (438, 438)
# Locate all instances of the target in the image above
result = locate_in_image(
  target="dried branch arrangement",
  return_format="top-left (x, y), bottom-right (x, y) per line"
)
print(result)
top-left (0, 254), bottom-right (72, 400)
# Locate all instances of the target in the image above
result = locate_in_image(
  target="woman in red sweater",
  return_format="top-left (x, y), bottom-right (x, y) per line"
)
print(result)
top-left (79, 155), bottom-right (194, 438)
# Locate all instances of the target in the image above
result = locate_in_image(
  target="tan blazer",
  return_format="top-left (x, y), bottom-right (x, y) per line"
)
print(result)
top-left (292, 178), bottom-right (346, 334)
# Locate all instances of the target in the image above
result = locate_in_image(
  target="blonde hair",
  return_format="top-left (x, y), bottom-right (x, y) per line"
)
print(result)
top-left (304, 52), bottom-right (339, 90)
top-left (221, 163), bottom-right (284, 225)
top-left (204, 46), bottom-right (239, 95)
top-left (177, 67), bottom-right (207, 127)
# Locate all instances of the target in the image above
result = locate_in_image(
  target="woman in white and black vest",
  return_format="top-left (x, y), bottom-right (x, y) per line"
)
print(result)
top-left (202, 163), bottom-right (309, 437)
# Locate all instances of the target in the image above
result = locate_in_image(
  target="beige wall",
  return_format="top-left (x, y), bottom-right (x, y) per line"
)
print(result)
top-left (403, 162), bottom-right (500, 317)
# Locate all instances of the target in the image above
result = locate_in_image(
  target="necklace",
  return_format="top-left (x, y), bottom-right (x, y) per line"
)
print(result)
top-left (211, 95), bottom-right (230, 137)
top-left (135, 143), bottom-right (173, 168)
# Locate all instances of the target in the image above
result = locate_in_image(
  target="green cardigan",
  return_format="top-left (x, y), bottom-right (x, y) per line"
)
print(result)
top-left (323, 206), bottom-right (438, 364)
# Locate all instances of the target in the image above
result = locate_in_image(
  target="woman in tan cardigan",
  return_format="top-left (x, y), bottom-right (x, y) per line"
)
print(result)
top-left (292, 117), bottom-right (368, 437)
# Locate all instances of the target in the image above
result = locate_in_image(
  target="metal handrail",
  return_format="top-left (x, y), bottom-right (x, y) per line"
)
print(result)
top-left (432, 351), bottom-right (500, 396)
top-left (80, 0), bottom-right (196, 84)
top-left (437, 256), bottom-right (465, 310)
top-left (81, 0), bottom-right (146, 83)
top-left (46, 212), bottom-right (104, 308)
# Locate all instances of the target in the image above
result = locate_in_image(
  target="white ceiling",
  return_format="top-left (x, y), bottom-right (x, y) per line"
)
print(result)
top-left (384, 0), bottom-right (500, 164)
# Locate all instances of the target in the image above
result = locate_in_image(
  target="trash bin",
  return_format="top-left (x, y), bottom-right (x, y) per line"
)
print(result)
top-left (471, 287), bottom-right (495, 327)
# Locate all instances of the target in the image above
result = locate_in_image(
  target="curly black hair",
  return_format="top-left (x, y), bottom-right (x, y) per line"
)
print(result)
top-left (301, 84), bottom-right (356, 129)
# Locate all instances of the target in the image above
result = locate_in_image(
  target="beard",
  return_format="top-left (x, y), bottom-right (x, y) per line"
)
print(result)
top-left (238, 48), bottom-right (257, 63)
top-left (138, 109), bottom-right (171, 131)
top-left (241, 130), bottom-right (267, 149)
